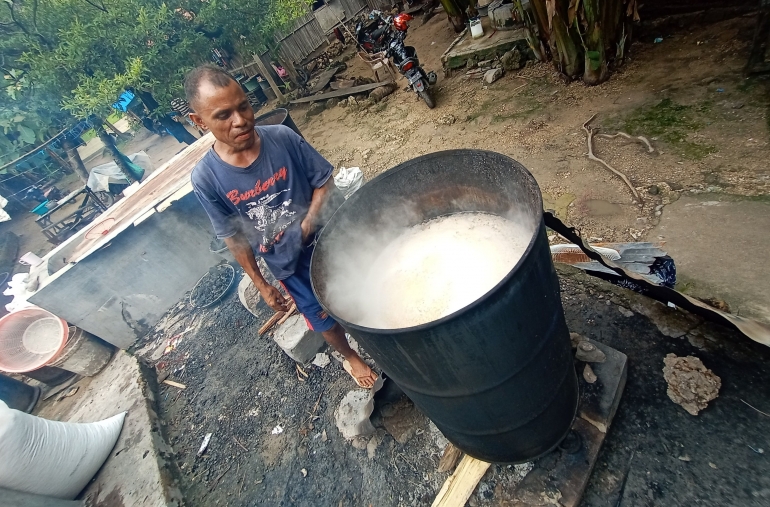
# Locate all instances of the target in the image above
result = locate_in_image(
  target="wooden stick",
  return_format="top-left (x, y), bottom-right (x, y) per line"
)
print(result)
top-left (597, 131), bottom-right (655, 153)
top-left (582, 115), bottom-right (643, 203)
top-left (258, 311), bottom-right (286, 335)
top-left (438, 443), bottom-right (463, 473)
top-left (278, 303), bottom-right (297, 325)
top-left (432, 455), bottom-right (491, 507)
top-left (162, 380), bottom-right (187, 389)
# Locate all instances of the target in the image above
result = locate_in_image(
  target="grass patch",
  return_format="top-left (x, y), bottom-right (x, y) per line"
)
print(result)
top-left (613, 98), bottom-right (717, 160)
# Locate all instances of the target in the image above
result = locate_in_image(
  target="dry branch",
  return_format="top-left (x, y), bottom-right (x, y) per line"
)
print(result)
top-left (597, 131), bottom-right (655, 153)
top-left (582, 115), bottom-right (643, 203)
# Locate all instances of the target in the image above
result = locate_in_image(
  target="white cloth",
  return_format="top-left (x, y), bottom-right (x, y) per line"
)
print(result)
top-left (334, 167), bottom-right (364, 199)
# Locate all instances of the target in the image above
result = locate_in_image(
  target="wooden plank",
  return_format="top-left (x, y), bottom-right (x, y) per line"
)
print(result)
top-left (309, 66), bottom-right (342, 94)
top-left (162, 380), bottom-right (187, 389)
top-left (290, 81), bottom-right (393, 104)
top-left (67, 133), bottom-right (216, 263)
top-left (432, 455), bottom-right (491, 507)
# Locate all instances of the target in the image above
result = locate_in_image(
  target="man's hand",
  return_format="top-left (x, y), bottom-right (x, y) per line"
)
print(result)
top-left (258, 284), bottom-right (289, 312)
top-left (300, 218), bottom-right (315, 245)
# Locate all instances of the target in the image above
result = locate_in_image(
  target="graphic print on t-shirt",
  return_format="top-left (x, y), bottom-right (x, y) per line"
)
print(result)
top-left (244, 189), bottom-right (297, 252)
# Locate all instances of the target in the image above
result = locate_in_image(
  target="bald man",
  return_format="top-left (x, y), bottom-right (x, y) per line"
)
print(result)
top-left (185, 64), bottom-right (377, 388)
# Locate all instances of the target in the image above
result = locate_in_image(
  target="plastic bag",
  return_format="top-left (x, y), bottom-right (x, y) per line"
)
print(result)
top-left (0, 400), bottom-right (126, 499)
top-left (334, 167), bottom-right (364, 199)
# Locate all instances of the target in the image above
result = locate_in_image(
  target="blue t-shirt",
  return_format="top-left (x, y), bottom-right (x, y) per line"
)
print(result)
top-left (191, 125), bottom-right (333, 280)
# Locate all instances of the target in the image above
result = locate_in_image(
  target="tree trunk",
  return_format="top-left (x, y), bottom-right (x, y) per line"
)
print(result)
top-left (439, 0), bottom-right (467, 32)
top-left (103, 119), bottom-right (131, 142)
top-left (746, 7), bottom-right (770, 75)
top-left (582, 0), bottom-right (609, 85)
top-left (95, 124), bottom-right (138, 183)
top-left (550, 11), bottom-right (582, 78)
top-left (61, 138), bottom-right (90, 184)
top-left (135, 90), bottom-right (197, 145)
top-left (43, 147), bottom-right (76, 179)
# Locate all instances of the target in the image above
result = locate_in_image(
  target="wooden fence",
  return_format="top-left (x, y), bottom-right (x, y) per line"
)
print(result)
top-left (274, 0), bottom-right (389, 65)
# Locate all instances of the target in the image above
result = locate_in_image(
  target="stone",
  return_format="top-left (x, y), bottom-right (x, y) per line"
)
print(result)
top-left (618, 306), bottom-right (634, 318)
top-left (272, 314), bottom-right (326, 363)
top-left (484, 68), bottom-right (503, 84)
top-left (629, 300), bottom-right (700, 338)
top-left (326, 98), bottom-right (340, 109)
top-left (366, 430), bottom-right (385, 459)
top-left (501, 48), bottom-right (523, 71)
top-left (569, 332), bottom-right (584, 348)
top-left (648, 185), bottom-right (660, 195)
top-left (575, 341), bottom-right (606, 363)
top-left (662, 354), bottom-right (721, 416)
top-left (312, 353), bottom-right (330, 368)
top-left (306, 102), bottom-right (325, 117)
top-left (583, 364), bottom-right (597, 384)
top-left (335, 389), bottom-right (376, 440)
top-left (382, 399), bottom-right (422, 444)
top-left (436, 114), bottom-right (457, 125)
top-left (338, 98), bottom-right (348, 108)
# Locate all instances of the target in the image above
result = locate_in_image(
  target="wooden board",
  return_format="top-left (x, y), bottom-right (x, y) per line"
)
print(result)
top-left (432, 455), bottom-right (491, 507)
top-left (68, 133), bottom-right (216, 263)
top-left (290, 81), bottom-right (393, 104)
top-left (309, 66), bottom-right (341, 94)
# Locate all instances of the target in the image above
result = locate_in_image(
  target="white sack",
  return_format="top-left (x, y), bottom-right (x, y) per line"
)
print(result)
top-left (0, 400), bottom-right (126, 499)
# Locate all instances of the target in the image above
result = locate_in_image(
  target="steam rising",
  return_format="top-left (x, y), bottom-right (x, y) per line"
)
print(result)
top-left (322, 210), bottom-right (534, 329)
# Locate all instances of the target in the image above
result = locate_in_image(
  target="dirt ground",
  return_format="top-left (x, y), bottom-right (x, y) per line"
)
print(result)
top-left (297, 13), bottom-right (770, 325)
top-left (138, 262), bottom-right (770, 507)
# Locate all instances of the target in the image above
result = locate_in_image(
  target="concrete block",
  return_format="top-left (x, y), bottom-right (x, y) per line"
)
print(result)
top-left (272, 314), bottom-right (326, 363)
top-left (335, 390), bottom-right (376, 440)
top-left (35, 351), bottom-right (183, 507)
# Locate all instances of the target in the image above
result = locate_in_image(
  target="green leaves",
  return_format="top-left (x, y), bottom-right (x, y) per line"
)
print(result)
top-left (16, 124), bottom-right (36, 144)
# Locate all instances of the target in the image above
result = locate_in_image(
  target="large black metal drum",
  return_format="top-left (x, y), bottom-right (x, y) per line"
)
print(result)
top-left (311, 150), bottom-right (578, 463)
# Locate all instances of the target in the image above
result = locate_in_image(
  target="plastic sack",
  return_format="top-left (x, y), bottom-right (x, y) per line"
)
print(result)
top-left (334, 167), bottom-right (364, 199)
top-left (86, 151), bottom-right (153, 193)
top-left (0, 400), bottom-right (126, 499)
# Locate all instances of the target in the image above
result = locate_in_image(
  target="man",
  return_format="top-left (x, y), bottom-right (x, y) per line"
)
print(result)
top-left (185, 65), bottom-right (377, 388)
top-left (170, 97), bottom-right (206, 136)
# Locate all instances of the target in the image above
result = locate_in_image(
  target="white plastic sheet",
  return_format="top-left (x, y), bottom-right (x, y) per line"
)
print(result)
top-left (333, 167), bottom-right (364, 199)
top-left (86, 151), bottom-right (153, 193)
top-left (0, 194), bottom-right (9, 223)
top-left (0, 400), bottom-right (126, 499)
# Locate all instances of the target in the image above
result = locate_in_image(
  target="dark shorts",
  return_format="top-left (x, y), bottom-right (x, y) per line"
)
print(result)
top-left (279, 247), bottom-right (336, 333)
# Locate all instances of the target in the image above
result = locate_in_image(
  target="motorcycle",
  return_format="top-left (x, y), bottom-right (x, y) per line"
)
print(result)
top-left (386, 13), bottom-right (437, 108)
top-left (355, 11), bottom-right (391, 54)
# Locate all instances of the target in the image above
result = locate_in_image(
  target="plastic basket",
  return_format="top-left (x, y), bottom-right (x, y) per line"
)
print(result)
top-left (0, 308), bottom-right (69, 373)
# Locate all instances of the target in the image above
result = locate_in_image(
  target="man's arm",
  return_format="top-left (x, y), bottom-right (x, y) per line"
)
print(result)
top-left (224, 232), bottom-right (289, 312)
top-left (300, 177), bottom-right (336, 244)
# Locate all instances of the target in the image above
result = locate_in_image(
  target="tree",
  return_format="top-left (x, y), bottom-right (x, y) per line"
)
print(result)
top-left (520, 0), bottom-right (637, 86)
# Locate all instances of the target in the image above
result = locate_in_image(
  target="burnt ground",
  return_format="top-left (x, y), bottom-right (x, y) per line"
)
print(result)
top-left (134, 263), bottom-right (770, 507)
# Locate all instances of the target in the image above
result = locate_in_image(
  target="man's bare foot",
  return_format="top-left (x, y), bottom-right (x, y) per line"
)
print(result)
top-left (343, 356), bottom-right (378, 389)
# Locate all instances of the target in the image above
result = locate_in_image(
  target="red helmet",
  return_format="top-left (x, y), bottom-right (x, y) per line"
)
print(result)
top-left (393, 13), bottom-right (413, 31)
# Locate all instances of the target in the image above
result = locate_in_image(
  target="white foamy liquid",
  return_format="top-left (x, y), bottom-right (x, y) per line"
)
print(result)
top-left (354, 212), bottom-right (531, 328)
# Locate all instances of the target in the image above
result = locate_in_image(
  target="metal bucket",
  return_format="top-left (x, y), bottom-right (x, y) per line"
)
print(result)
top-left (49, 327), bottom-right (114, 377)
top-left (310, 150), bottom-right (579, 463)
top-left (254, 108), bottom-right (302, 138)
